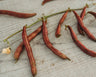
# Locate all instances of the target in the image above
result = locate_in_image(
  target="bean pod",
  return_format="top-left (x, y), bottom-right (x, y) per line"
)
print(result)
top-left (42, 0), bottom-right (53, 5)
top-left (14, 26), bottom-right (42, 60)
top-left (42, 18), bottom-right (70, 60)
top-left (73, 11), bottom-right (96, 41)
top-left (0, 10), bottom-right (36, 18)
top-left (66, 25), bottom-right (96, 57)
top-left (77, 7), bottom-right (87, 35)
top-left (22, 26), bottom-right (37, 76)
top-left (88, 11), bottom-right (96, 18)
top-left (55, 10), bottom-right (68, 37)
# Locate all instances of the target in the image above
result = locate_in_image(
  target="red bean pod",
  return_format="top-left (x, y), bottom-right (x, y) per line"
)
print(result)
top-left (42, 0), bottom-right (53, 5)
top-left (77, 7), bottom-right (87, 35)
top-left (42, 18), bottom-right (70, 60)
top-left (73, 11), bottom-right (96, 41)
top-left (88, 11), bottom-right (96, 18)
top-left (14, 26), bottom-right (42, 60)
top-left (55, 10), bottom-right (68, 37)
top-left (66, 25), bottom-right (96, 57)
top-left (0, 10), bottom-right (36, 18)
top-left (22, 26), bottom-right (37, 76)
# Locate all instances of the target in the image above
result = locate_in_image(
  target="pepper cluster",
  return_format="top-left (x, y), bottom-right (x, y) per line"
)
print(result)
top-left (0, 1), bottom-right (96, 76)
top-left (13, 6), bottom-right (96, 76)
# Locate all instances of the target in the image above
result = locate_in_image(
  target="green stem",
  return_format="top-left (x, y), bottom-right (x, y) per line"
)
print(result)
top-left (3, 6), bottom-right (88, 42)
top-left (3, 29), bottom-right (23, 42)
top-left (27, 19), bottom-right (41, 28)
top-left (45, 8), bottom-right (84, 18)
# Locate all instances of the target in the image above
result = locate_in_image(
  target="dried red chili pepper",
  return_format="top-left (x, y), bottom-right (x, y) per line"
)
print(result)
top-left (42, 18), bottom-right (70, 60)
top-left (14, 26), bottom-right (42, 60)
top-left (88, 11), bottom-right (96, 18)
top-left (0, 10), bottom-right (36, 18)
top-left (42, 0), bottom-right (53, 5)
top-left (73, 10), bottom-right (96, 41)
top-left (66, 25), bottom-right (96, 57)
top-left (55, 10), bottom-right (68, 37)
top-left (22, 26), bottom-right (37, 76)
top-left (77, 7), bottom-right (87, 35)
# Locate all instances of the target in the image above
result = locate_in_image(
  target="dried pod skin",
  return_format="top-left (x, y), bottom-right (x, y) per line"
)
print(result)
top-left (22, 26), bottom-right (37, 76)
top-left (88, 11), bottom-right (96, 18)
top-left (14, 26), bottom-right (42, 60)
top-left (42, 19), bottom-right (70, 60)
top-left (0, 10), bottom-right (36, 18)
top-left (67, 25), bottom-right (96, 57)
top-left (55, 11), bottom-right (68, 37)
top-left (42, 0), bottom-right (53, 5)
top-left (73, 11), bottom-right (96, 41)
top-left (77, 7), bottom-right (87, 35)
top-left (2, 47), bottom-right (11, 54)
top-left (67, 26), bottom-right (96, 57)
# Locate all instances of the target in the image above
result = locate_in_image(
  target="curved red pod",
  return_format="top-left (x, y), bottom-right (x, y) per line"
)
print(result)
top-left (14, 26), bottom-right (42, 60)
top-left (88, 11), bottom-right (96, 18)
top-left (67, 25), bottom-right (96, 57)
top-left (42, 19), bottom-right (70, 60)
top-left (22, 26), bottom-right (37, 76)
top-left (77, 6), bottom-right (87, 35)
top-left (42, 0), bottom-right (53, 5)
top-left (0, 10), bottom-right (36, 18)
top-left (73, 10), bottom-right (96, 42)
top-left (55, 10), bottom-right (68, 37)
top-left (14, 21), bottom-right (48, 60)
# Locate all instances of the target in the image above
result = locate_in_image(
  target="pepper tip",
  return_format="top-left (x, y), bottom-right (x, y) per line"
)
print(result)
top-left (15, 59), bottom-right (18, 63)
top-left (67, 57), bottom-right (71, 61)
top-left (56, 34), bottom-right (61, 38)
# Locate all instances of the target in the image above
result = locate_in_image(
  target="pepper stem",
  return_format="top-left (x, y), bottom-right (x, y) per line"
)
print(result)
top-left (86, 3), bottom-right (89, 8)
top-left (3, 4), bottom-right (93, 43)
top-left (65, 25), bottom-right (68, 30)
top-left (67, 57), bottom-right (71, 61)
top-left (15, 59), bottom-right (18, 63)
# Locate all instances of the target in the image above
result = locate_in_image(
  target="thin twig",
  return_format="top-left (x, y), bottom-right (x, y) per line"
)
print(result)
top-left (4, 4), bottom-right (94, 43)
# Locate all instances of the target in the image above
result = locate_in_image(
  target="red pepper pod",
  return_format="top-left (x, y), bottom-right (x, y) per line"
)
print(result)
top-left (0, 10), bottom-right (36, 18)
top-left (55, 10), bottom-right (68, 37)
top-left (77, 6), bottom-right (87, 35)
top-left (42, 18), bottom-right (70, 60)
top-left (22, 26), bottom-right (37, 76)
top-left (14, 26), bottom-right (42, 60)
top-left (42, 0), bottom-right (53, 5)
top-left (67, 25), bottom-right (96, 57)
top-left (73, 10), bottom-right (96, 42)
top-left (88, 11), bottom-right (96, 18)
